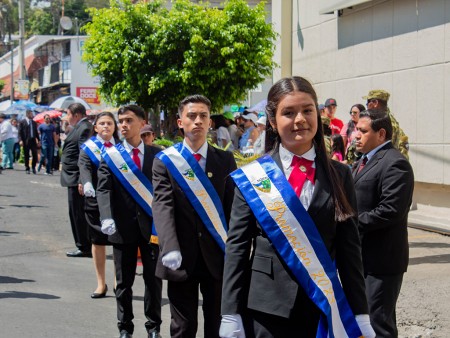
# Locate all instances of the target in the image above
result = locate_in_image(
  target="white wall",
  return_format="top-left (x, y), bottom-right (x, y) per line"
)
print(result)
top-left (287, 0), bottom-right (450, 185)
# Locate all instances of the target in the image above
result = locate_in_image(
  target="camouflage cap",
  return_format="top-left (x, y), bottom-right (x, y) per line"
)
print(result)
top-left (363, 89), bottom-right (390, 102)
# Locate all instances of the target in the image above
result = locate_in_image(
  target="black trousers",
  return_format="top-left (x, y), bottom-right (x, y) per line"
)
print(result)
top-left (167, 254), bottom-right (222, 338)
top-left (113, 241), bottom-right (162, 335)
top-left (365, 273), bottom-right (404, 338)
top-left (23, 139), bottom-right (38, 170)
top-left (67, 187), bottom-right (90, 252)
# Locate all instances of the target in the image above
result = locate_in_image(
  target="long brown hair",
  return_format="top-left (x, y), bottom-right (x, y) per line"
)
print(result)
top-left (265, 76), bottom-right (354, 221)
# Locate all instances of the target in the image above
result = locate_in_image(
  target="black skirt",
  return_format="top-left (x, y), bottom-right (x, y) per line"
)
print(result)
top-left (84, 197), bottom-right (111, 246)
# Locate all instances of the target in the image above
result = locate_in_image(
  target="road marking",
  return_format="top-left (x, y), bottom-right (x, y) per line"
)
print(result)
top-left (30, 181), bottom-right (61, 188)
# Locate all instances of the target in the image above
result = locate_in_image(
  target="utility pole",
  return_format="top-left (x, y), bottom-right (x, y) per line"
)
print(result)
top-left (18, 0), bottom-right (25, 80)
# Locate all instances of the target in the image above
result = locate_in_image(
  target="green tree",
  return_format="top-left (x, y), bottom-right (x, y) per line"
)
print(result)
top-left (83, 0), bottom-right (276, 114)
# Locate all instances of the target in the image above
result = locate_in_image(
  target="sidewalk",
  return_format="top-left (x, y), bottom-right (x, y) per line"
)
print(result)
top-left (408, 203), bottom-right (450, 235)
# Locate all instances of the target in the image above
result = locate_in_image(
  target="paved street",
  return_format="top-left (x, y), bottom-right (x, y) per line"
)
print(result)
top-left (1, 165), bottom-right (449, 337)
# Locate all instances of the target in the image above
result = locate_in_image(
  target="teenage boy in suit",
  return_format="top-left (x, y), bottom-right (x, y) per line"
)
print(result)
top-left (353, 109), bottom-right (414, 337)
top-left (96, 105), bottom-right (162, 338)
top-left (61, 103), bottom-right (93, 257)
top-left (152, 95), bottom-right (237, 338)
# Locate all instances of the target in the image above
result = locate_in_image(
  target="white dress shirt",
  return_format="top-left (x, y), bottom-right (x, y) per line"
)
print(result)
top-left (279, 144), bottom-right (316, 210)
top-left (122, 139), bottom-right (145, 169)
top-left (183, 139), bottom-right (208, 172)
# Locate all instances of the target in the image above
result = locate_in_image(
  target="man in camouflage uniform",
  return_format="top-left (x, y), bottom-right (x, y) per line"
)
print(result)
top-left (363, 89), bottom-right (409, 160)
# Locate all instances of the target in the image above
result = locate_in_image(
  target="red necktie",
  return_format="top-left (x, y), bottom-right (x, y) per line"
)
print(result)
top-left (103, 141), bottom-right (113, 148)
top-left (193, 153), bottom-right (202, 162)
top-left (132, 148), bottom-right (141, 170)
top-left (357, 157), bottom-right (368, 174)
top-left (288, 156), bottom-right (315, 197)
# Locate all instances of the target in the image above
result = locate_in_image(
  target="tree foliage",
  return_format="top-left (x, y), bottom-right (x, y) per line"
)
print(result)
top-left (82, 0), bottom-right (276, 112)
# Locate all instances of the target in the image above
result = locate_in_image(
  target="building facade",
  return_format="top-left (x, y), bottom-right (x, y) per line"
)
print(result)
top-left (272, 0), bottom-right (450, 208)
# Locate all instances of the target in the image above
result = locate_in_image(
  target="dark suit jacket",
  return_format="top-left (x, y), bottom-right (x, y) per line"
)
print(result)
top-left (152, 144), bottom-right (237, 282)
top-left (353, 142), bottom-right (414, 275)
top-left (60, 119), bottom-right (93, 187)
top-left (221, 147), bottom-right (368, 320)
top-left (78, 138), bottom-right (121, 212)
top-left (96, 144), bottom-right (161, 244)
top-left (18, 118), bottom-right (39, 144)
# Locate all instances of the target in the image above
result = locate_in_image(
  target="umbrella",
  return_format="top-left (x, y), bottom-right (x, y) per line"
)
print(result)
top-left (50, 96), bottom-right (91, 110)
top-left (86, 109), bottom-right (102, 116)
top-left (5, 100), bottom-right (38, 115)
top-left (248, 99), bottom-right (267, 114)
top-left (0, 100), bottom-right (12, 112)
top-left (33, 110), bottom-right (63, 124)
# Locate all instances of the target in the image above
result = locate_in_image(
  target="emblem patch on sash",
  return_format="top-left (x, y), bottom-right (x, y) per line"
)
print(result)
top-left (183, 168), bottom-right (195, 181)
top-left (253, 177), bottom-right (271, 193)
top-left (119, 163), bottom-right (129, 172)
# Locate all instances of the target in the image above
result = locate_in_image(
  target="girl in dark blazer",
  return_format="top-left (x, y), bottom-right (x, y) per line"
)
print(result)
top-left (78, 111), bottom-right (119, 298)
top-left (220, 77), bottom-right (375, 338)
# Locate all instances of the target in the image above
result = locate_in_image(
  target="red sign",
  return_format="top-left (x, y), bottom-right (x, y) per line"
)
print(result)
top-left (76, 87), bottom-right (100, 104)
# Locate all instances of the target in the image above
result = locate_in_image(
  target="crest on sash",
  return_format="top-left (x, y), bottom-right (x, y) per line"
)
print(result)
top-left (119, 163), bottom-right (129, 173)
top-left (253, 176), bottom-right (271, 193)
top-left (94, 148), bottom-right (101, 155)
top-left (182, 168), bottom-right (195, 181)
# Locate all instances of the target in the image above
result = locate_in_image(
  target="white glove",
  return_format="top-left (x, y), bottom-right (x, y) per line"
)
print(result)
top-left (219, 314), bottom-right (245, 338)
top-left (101, 219), bottom-right (116, 235)
top-left (161, 250), bottom-right (182, 270)
top-left (356, 314), bottom-right (376, 338)
top-left (83, 182), bottom-right (96, 198)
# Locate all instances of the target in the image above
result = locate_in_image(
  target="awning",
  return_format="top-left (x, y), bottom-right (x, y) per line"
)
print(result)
top-left (319, 0), bottom-right (372, 15)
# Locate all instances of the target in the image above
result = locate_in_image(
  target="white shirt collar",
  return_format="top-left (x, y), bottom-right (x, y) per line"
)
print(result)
top-left (183, 139), bottom-right (208, 159)
top-left (123, 139), bottom-right (144, 154)
top-left (279, 144), bottom-right (316, 171)
top-left (96, 135), bottom-right (116, 145)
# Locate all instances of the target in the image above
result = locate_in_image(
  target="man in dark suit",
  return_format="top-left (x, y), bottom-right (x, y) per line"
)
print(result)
top-left (353, 109), bottom-right (414, 337)
top-left (60, 103), bottom-right (93, 257)
top-left (18, 109), bottom-right (39, 174)
top-left (96, 105), bottom-right (162, 338)
top-left (152, 95), bottom-right (236, 338)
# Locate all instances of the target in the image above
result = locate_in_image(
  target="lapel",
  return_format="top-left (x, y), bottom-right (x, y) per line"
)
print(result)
top-left (271, 146), bottom-right (331, 217)
top-left (205, 144), bottom-right (219, 188)
top-left (142, 145), bottom-right (155, 181)
top-left (353, 143), bottom-right (393, 184)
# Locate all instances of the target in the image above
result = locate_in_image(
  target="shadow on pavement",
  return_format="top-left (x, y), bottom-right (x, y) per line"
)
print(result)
top-left (9, 204), bottom-right (47, 208)
top-left (0, 231), bottom-right (20, 236)
top-left (409, 254), bottom-right (450, 265)
top-left (133, 296), bottom-right (170, 307)
top-left (410, 242), bottom-right (450, 249)
top-left (0, 291), bottom-right (60, 299)
top-left (0, 276), bottom-right (34, 284)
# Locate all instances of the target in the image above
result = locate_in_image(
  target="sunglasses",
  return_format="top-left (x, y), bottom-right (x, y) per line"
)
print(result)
top-left (349, 111), bottom-right (359, 115)
top-left (366, 99), bottom-right (377, 106)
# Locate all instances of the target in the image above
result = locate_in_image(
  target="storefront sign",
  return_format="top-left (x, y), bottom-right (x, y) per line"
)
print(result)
top-left (76, 87), bottom-right (100, 104)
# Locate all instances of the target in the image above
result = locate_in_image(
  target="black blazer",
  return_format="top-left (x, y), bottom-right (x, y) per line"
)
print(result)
top-left (96, 144), bottom-right (161, 244)
top-left (152, 144), bottom-right (237, 282)
top-left (60, 119), bottom-right (93, 187)
top-left (78, 138), bottom-right (121, 212)
top-left (221, 147), bottom-right (368, 320)
top-left (353, 142), bottom-right (414, 275)
top-left (18, 118), bottom-right (39, 144)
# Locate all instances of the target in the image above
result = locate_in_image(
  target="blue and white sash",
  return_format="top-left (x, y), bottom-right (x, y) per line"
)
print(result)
top-left (231, 155), bottom-right (363, 338)
top-left (102, 143), bottom-right (158, 244)
top-left (81, 136), bottom-right (103, 168)
top-left (156, 143), bottom-right (228, 252)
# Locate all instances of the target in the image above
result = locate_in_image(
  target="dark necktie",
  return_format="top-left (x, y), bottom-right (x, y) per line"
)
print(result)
top-left (103, 141), bottom-right (113, 148)
top-left (29, 120), bottom-right (33, 138)
top-left (132, 148), bottom-right (141, 170)
top-left (193, 153), bottom-right (202, 162)
top-left (357, 156), bottom-right (368, 174)
top-left (288, 156), bottom-right (315, 197)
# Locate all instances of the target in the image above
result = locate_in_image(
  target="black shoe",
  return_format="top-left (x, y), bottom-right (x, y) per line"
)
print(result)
top-left (91, 285), bottom-right (108, 299)
top-left (32, 168), bottom-right (36, 174)
top-left (148, 332), bottom-right (161, 338)
top-left (66, 249), bottom-right (92, 258)
top-left (119, 330), bottom-right (132, 338)
top-left (25, 169), bottom-right (30, 174)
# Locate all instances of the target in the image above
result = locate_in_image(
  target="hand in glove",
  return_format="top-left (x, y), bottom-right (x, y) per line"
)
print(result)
top-left (356, 314), bottom-right (376, 338)
top-left (161, 250), bottom-right (182, 270)
top-left (83, 182), bottom-right (96, 198)
top-left (101, 219), bottom-right (116, 235)
top-left (219, 314), bottom-right (245, 338)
